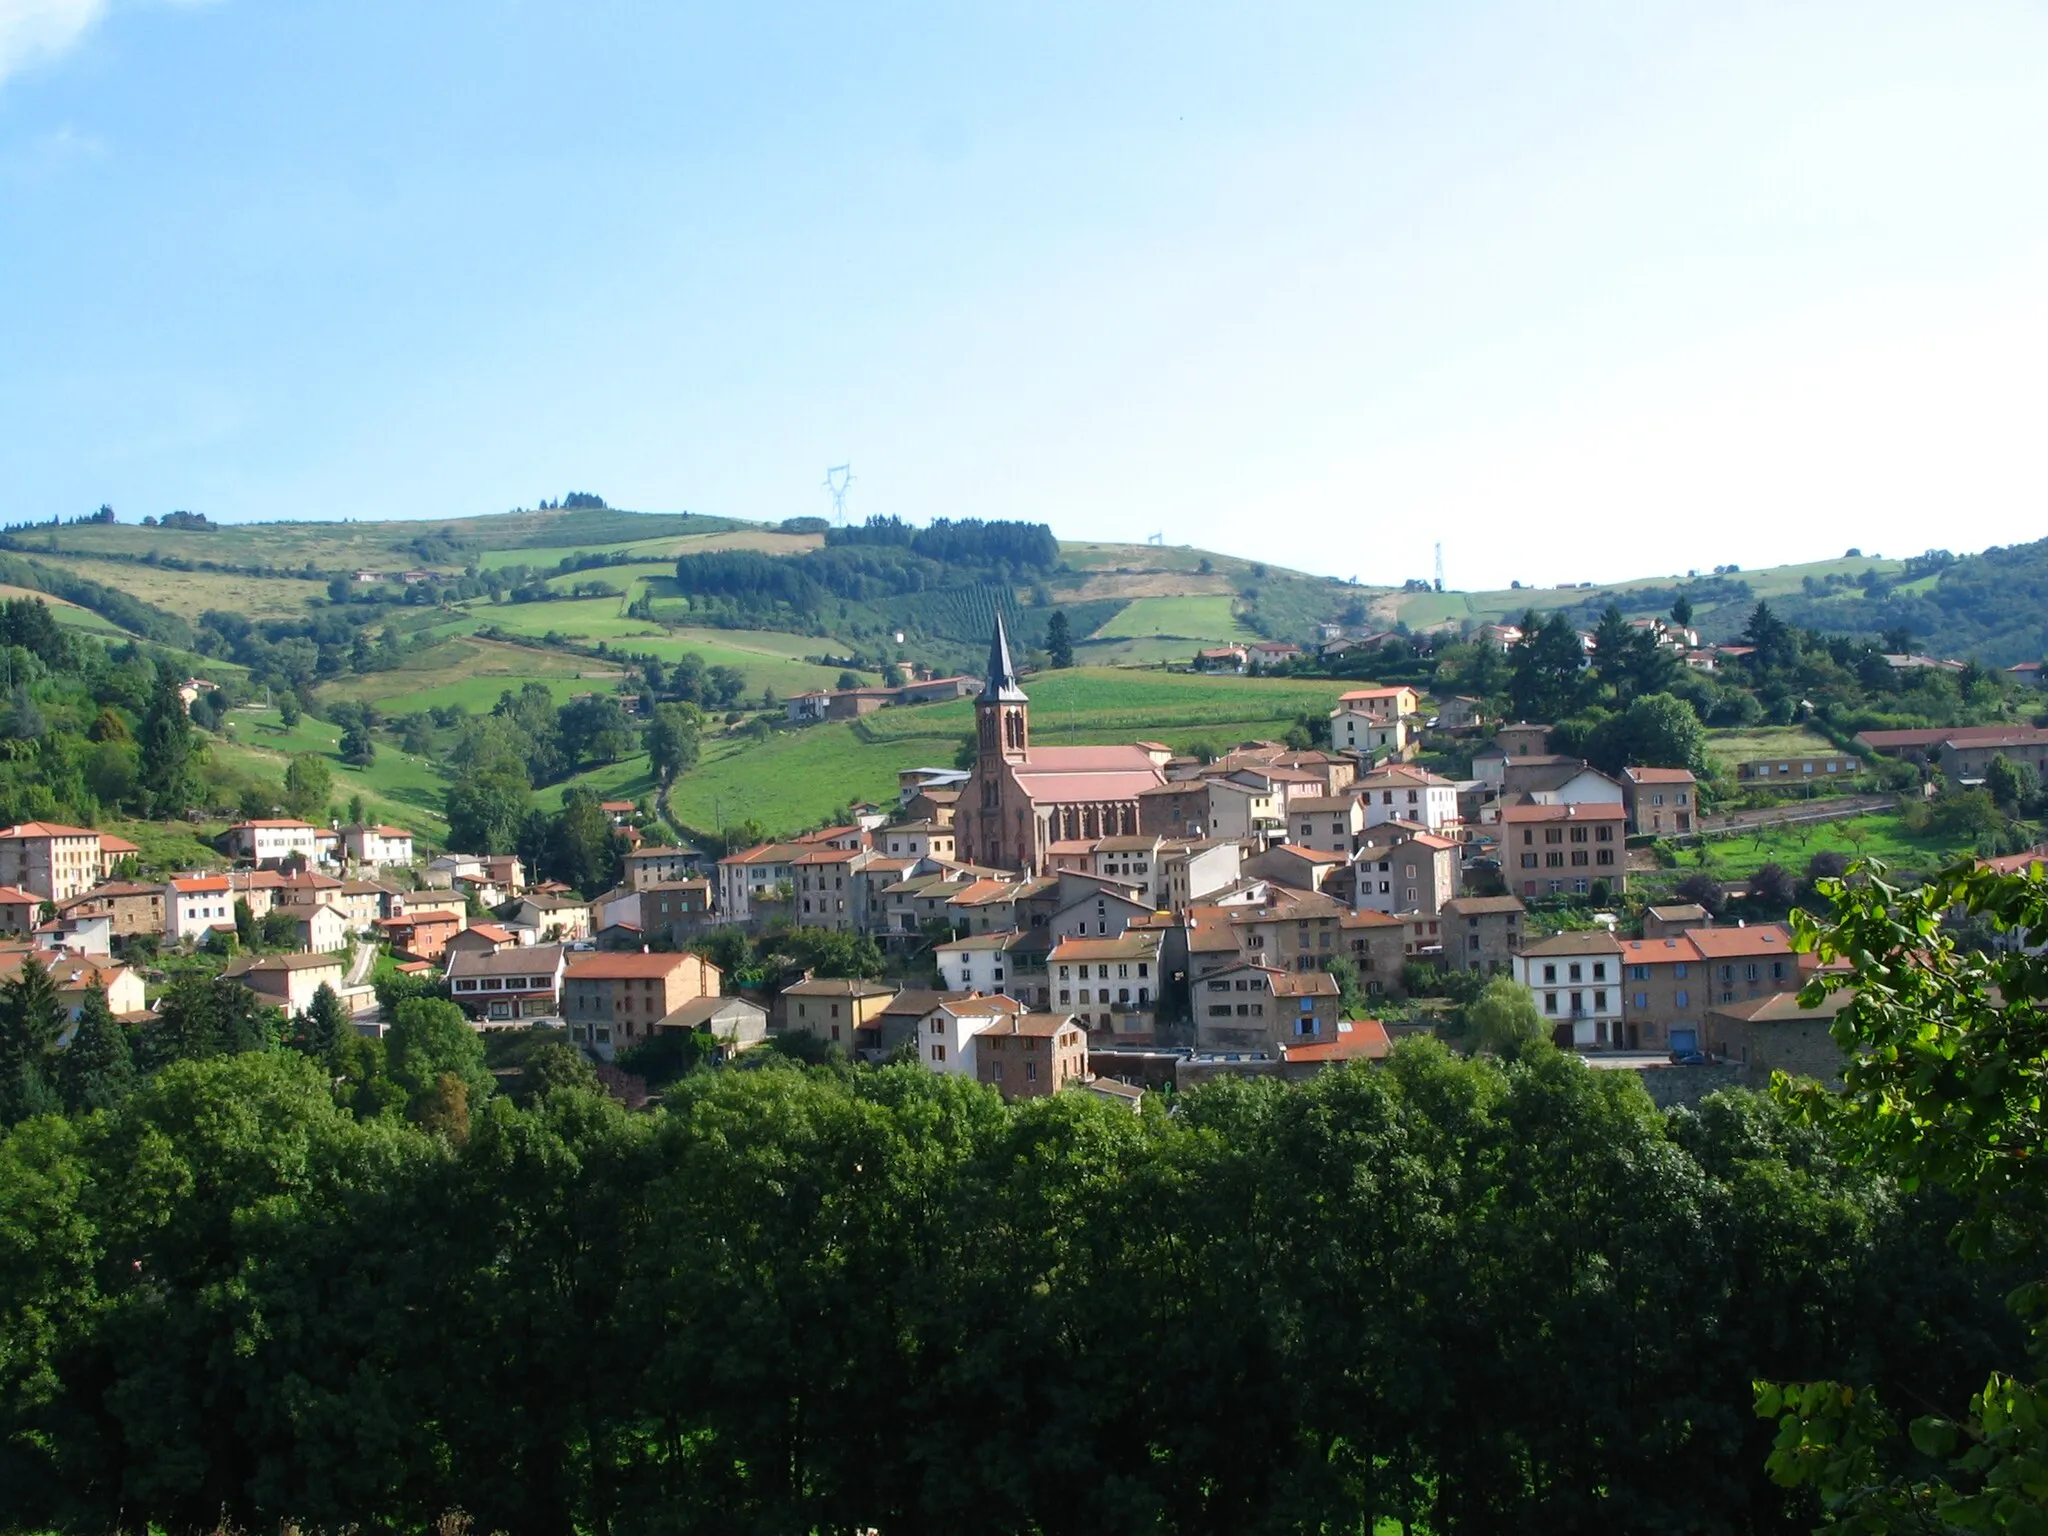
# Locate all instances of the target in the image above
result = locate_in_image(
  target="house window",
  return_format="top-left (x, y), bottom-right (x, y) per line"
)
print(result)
top-left (1633, 992), bottom-right (1648, 1008)
top-left (1544, 992), bottom-right (1558, 1014)
top-left (1675, 989), bottom-right (1689, 1008)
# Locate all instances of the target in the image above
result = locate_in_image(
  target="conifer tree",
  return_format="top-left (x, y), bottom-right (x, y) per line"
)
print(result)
top-left (55, 985), bottom-right (135, 1114)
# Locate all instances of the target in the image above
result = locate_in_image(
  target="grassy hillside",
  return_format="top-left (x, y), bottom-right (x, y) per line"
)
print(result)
top-left (667, 668), bottom-right (1350, 835)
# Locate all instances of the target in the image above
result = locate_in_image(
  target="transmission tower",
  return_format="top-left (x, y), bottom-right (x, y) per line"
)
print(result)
top-left (822, 464), bottom-right (855, 525)
top-left (1434, 542), bottom-right (1445, 593)
top-left (1146, 531), bottom-right (1164, 546)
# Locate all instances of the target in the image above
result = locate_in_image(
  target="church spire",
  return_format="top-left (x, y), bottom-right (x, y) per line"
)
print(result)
top-left (981, 612), bottom-right (1028, 703)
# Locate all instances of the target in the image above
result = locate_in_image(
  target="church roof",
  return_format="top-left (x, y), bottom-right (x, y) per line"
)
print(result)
top-left (980, 615), bottom-right (1029, 704)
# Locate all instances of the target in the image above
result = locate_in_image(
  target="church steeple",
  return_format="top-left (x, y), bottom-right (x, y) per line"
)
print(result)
top-left (976, 614), bottom-right (1029, 762)
top-left (981, 612), bottom-right (1028, 703)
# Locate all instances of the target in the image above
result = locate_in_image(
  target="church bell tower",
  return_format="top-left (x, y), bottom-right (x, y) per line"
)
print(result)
top-left (977, 612), bottom-right (1030, 763)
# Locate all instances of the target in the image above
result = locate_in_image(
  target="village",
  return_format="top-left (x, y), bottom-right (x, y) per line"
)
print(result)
top-left (7, 611), bottom-right (2023, 1108)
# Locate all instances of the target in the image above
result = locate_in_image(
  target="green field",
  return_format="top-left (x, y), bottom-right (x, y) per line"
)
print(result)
top-left (662, 668), bottom-right (1348, 834)
top-left (1381, 554), bottom-right (1914, 634)
top-left (1676, 812), bottom-right (1971, 881)
top-left (1090, 594), bottom-right (1254, 643)
top-left (0, 583), bottom-right (135, 635)
top-left (211, 707), bottom-right (452, 841)
top-left (319, 637), bottom-right (620, 716)
top-left (853, 668), bottom-right (1346, 743)
top-left (25, 555), bottom-right (326, 621)
top-left (1704, 726), bottom-right (1846, 765)
top-left (477, 527), bottom-right (820, 571)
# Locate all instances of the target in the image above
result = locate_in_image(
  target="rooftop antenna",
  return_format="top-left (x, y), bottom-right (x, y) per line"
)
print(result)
top-left (1434, 542), bottom-right (1445, 593)
top-left (822, 464), bottom-right (855, 526)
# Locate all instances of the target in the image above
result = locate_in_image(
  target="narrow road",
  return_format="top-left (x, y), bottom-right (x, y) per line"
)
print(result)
top-left (1695, 794), bottom-right (1894, 836)
top-left (345, 936), bottom-right (379, 988)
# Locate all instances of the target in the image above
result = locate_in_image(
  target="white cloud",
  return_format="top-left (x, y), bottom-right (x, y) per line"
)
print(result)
top-left (0, 0), bottom-right (108, 86)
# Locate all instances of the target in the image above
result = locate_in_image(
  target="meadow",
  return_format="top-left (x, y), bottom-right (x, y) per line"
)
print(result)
top-left (319, 637), bottom-right (619, 716)
top-left (662, 668), bottom-right (1351, 834)
top-left (0, 583), bottom-right (132, 635)
top-left (1702, 726), bottom-right (1847, 765)
top-left (25, 554), bottom-right (327, 621)
top-left (210, 706), bottom-right (453, 842)
top-left (1089, 594), bottom-right (1254, 644)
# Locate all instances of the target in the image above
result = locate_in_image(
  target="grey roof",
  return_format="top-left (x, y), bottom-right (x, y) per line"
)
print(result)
top-left (446, 943), bottom-right (566, 980)
top-left (980, 614), bottom-right (1028, 704)
top-left (659, 996), bottom-right (766, 1030)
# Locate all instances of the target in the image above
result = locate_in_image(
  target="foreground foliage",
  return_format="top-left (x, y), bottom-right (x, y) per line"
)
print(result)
top-left (0, 1036), bottom-right (2009, 1535)
top-left (1760, 863), bottom-right (2048, 1530)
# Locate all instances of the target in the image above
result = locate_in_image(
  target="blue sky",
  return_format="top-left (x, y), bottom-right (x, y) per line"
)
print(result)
top-left (3, 1), bottom-right (2046, 587)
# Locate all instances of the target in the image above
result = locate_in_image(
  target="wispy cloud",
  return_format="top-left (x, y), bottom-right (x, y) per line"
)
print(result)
top-left (0, 0), bottom-right (109, 87)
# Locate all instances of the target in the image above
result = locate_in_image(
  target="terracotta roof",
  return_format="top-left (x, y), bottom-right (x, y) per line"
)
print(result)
top-left (564, 952), bottom-right (709, 980)
top-left (1500, 802), bottom-right (1626, 824)
top-left (1284, 1018), bottom-right (1392, 1062)
top-left (791, 846), bottom-right (860, 865)
top-left (974, 1010), bottom-right (1077, 1038)
top-left (1048, 933), bottom-right (1162, 963)
top-left (169, 876), bottom-right (231, 894)
top-left (1707, 989), bottom-right (1852, 1023)
top-left (1358, 764), bottom-right (1456, 787)
top-left (1620, 934), bottom-right (1706, 963)
top-left (1685, 923), bottom-right (1803, 960)
top-left (230, 818), bottom-right (318, 830)
top-left (459, 923), bottom-right (514, 943)
top-left (1621, 766), bottom-right (1698, 784)
top-left (0, 885), bottom-right (39, 905)
top-left (1340, 909), bottom-right (1404, 930)
top-left (0, 821), bottom-right (99, 839)
top-left (1938, 729), bottom-right (2048, 750)
top-left (98, 834), bottom-right (139, 854)
top-left (1336, 687), bottom-right (1412, 701)
top-left (1271, 971), bottom-right (1340, 996)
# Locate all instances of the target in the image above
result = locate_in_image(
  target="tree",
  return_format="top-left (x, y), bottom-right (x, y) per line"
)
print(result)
top-left (55, 985), bottom-right (134, 1113)
top-left (558, 694), bottom-right (635, 768)
top-left (283, 752), bottom-right (333, 821)
top-left (1508, 611), bottom-right (1593, 722)
top-left (1985, 753), bottom-right (2040, 815)
top-left (1594, 691), bottom-right (1708, 775)
top-left (1747, 861), bottom-right (1796, 912)
top-left (0, 955), bottom-right (67, 1121)
top-left (1742, 600), bottom-right (1798, 672)
top-left (137, 662), bottom-right (197, 815)
top-left (536, 786), bottom-right (621, 895)
top-left (1464, 977), bottom-right (1547, 1054)
top-left (1670, 595), bottom-right (1693, 629)
top-left (348, 792), bottom-right (367, 825)
top-left (645, 702), bottom-right (703, 785)
top-left (1761, 863), bottom-right (2048, 1528)
top-left (836, 670), bottom-right (860, 691)
top-left (1046, 610), bottom-right (1074, 669)
top-left (233, 896), bottom-right (257, 949)
top-left (1674, 870), bottom-right (1725, 916)
top-left (277, 693), bottom-right (301, 728)
top-left (385, 996), bottom-right (492, 1117)
top-left (339, 719), bottom-right (376, 767)
top-left (293, 982), bottom-right (352, 1064)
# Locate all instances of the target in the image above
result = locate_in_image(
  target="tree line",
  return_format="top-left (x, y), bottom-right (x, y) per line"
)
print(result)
top-left (0, 1035), bottom-right (2009, 1533)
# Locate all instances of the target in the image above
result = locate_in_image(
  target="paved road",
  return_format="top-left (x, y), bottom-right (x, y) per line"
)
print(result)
top-left (345, 938), bottom-right (378, 988)
top-left (1695, 794), bottom-right (1894, 836)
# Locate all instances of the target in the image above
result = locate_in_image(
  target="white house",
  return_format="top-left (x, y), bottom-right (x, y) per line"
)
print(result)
top-left (225, 819), bottom-right (323, 867)
top-left (1355, 765), bottom-right (1463, 836)
top-left (1512, 931), bottom-right (1626, 1049)
top-left (1329, 687), bottom-right (1419, 760)
top-left (919, 995), bottom-right (1023, 1079)
top-left (290, 903), bottom-right (352, 955)
top-left (1087, 835), bottom-right (1164, 907)
top-left (343, 824), bottom-right (415, 869)
top-left (934, 930), bottom-right (1021, 994)
top-left (166, 875), bottom-right (236, 942)
top-left (1204, 778), bottom-right (1283, 841)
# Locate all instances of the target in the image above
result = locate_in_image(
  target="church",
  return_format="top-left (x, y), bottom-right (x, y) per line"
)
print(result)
top-left (953, 616), bottom-right (1167, 873)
